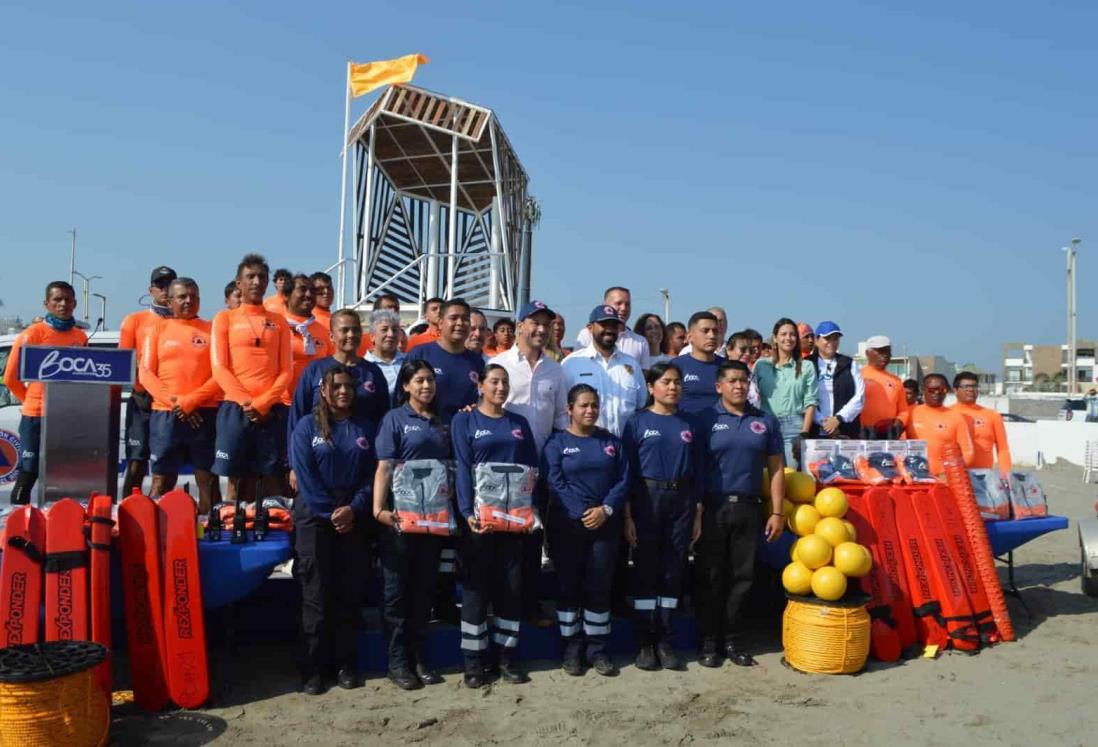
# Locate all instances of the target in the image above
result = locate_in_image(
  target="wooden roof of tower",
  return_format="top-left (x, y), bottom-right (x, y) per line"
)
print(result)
top-left (346, 84), bottom-right (528, 213)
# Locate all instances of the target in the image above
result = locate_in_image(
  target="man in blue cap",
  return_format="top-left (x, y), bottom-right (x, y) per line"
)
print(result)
top-left (562, 304), bottom-right (647, 437)
top-left (807, 321), bottom-right (863, 439)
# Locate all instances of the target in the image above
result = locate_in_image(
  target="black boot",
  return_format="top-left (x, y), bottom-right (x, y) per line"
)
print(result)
top-left (635, 640), bottom-right (660, 671)
top-left (463, 659), bottom-right (487, 689)
top-left (415, 662), bottom-right (443, 686)
top-left (698, 637), bottom-right (723, 668)
top-left (499, 654), bottom-right (530, 684)
top-left (562, 643), bottom-right (585, 676)
top-left (656, 639), bottom-right (684, 671)
top-left (302, 675), bottom-right (326, 695)
top-left (388, 666), bottom-right (423, 690)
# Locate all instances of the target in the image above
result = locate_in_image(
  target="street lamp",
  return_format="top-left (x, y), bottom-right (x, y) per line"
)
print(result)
top-left (72, 271), bottom-right (102, 324)
top-left (92, 293), bottom-right (107, 331)
top-left (658, 288), bottom-right (671, 322)
top-left (1064, 238), bottom-right (1081, 394)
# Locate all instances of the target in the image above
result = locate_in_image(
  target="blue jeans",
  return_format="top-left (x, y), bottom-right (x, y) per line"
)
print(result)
top-left (776, 415), bottom-right (803, 469)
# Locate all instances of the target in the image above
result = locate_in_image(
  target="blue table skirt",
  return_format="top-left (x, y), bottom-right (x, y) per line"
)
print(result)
top-left (196, 530), bottom-right (293, 609)
top-left (759, 516), bottom-right (1069, 569)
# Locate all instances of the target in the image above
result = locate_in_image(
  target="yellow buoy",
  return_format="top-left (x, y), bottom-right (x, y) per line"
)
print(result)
top-left (796, 535), bottom-right (832, 570)
top-left (811, 566), bottom-right (848, 601)
top-left (814, 487), bottom-right (849, 518)
top-left (814, 517), bottom-right (852, 548)
top-left (834, 542), bottom-right (873, 578)
top-left (782, 561), bottom-right (814, 595)
top-left (790, 504), bottom-right (821, 536)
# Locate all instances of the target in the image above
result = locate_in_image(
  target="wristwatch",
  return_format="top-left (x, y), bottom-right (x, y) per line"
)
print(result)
top-left (602, 505), bottom-right (614, 517)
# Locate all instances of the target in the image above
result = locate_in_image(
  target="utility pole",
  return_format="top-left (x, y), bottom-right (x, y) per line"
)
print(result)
top-left (68, 228), bottom-right (76, 288)
top-left (659, 288), bottom-right (671, 322)
top-left (1066, 238), bottom-right (1081, 394)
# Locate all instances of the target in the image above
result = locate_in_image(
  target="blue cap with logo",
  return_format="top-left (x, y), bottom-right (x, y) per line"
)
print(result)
top-left (815, 320), bottom-right (842, 338)
top-left (589, 304), bottom-right (621, 325)
top-left (517, 299), bottom-right (554, 322)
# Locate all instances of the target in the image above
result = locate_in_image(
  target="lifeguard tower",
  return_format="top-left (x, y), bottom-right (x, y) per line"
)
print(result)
top-left (337, 85), bottom-right (536, 319)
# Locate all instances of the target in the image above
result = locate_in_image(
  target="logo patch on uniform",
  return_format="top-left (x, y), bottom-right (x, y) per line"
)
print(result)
top-left (750, 421), bottom-right (767, 435)
top-left (712, 423), bottom-right (729, 432)
top-left (975, 419), bottom-right (985, 427)
top-left (468, 371), bottom-right (480, 384)
top-left (511, 428), bottom-right (525, 440)
top-left (403, 424), bottom-right (422, 434)
top-left (683, 374), bottom-right (700, 383)
top-left (191, 336), bottom-right (208, 348)
top-left (355, 436), bottom-right (370, 450)
top-left (474, 429), bottom-right (492, 439)
top-left (0, 429), bottom-right (20, 484)
top-left (562, 447), bottom-right (580, 455)
top-left (362, 379), bottom-right (376, 394)
top-left (680, 430), bottom-right (693, 443)
top-left (642, 429), bottom-right (661, 439)
top-left (263, 319), bottom-right (278, 330)
top-left (603, 444), bottom-right (617, 457)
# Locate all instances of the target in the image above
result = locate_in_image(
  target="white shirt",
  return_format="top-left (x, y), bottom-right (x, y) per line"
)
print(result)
top-left (365, 350), bottom-right (405, 398)
top-left (575, 326), bottom-right (652, 370)
top-left (679, 344), bottom-right (724, 359)
top-left (490, 345), bottom-right (569, 452)
top-left (813, 355), bottom-right (865, 424)
top-left (561, 345), bottom-right (646, 437)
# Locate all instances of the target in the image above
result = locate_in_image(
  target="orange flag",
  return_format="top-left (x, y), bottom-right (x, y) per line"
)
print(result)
top-left (349, 54), bottom-right (430, 97)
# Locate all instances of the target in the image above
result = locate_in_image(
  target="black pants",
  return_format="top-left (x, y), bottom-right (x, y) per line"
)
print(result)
top-left (631, 482), bottom-right (693, 642)
top-left (294, 503), bottom-right (369, 679)
top-left (550, 511), bottom-right (621, 659)
top-left (380, 529), bottom-right (442, 672)
top-left (458, 530), bottom-right (524, 666)
top-left (521, 528), bottom-right (545, 618)
top-left (696, 499), bottom-right (761, 647)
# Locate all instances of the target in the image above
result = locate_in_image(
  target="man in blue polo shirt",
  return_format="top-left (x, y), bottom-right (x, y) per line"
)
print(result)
top-left (405, 298), bottom-right (483, 426)
top-left (695, 359), bottom-right (786, 668)
top-left (673, 310), bottom-right (722, 413)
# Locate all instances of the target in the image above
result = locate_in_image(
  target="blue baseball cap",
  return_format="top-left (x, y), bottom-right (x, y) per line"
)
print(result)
top-left (815, 320), bottom-right (842, 337)
top-left (517, 299), bottom-right (554, 322)
top-left (589, 304), bottom-right (621, 324)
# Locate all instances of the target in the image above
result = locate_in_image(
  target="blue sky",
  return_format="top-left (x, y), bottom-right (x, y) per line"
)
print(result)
top-left (1, 1), bottom-right (1095, 371)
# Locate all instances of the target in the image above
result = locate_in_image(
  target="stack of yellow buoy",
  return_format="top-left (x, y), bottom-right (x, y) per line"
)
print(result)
top-left (779, 480), bottom-right (872, 674)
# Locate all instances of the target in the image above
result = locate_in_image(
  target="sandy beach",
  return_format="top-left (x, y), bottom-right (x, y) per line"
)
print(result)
top-left (108, 462), bottom-right (1097, 746)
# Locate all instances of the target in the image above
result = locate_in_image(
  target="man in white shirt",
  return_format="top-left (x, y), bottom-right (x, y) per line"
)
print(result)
top-left (680, 305), bottom-right (728, 358)
top-left (491, 301), bottom-right (569, 452)
top-left (563, 304), bottom-right (647, 437)
top-left (573, 286), bottom-right (652, 369)
top-left (364, 309), bottom-right (405, 399)
top-left (807, 320), bottom-right (864, 439)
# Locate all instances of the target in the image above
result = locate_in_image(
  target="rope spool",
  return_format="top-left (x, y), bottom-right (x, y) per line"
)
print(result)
top-left (0, 641), bottom-right (109, 747)
top-left (783, 598), bottom-right (870, 674)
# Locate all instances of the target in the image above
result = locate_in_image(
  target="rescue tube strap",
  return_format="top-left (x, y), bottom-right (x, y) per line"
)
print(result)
top-left (87, 541), bottom-right (111, 552)
top-left (912, 601), bottom-right (985, 646)
top-left (7, 536), bottom-right (45, 564)
top-left (87, 515), bottom-right (115, 526)
top-left (45, 550), bottom-right (88, 573)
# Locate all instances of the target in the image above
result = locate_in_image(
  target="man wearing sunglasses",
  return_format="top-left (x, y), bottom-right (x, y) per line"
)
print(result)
top-left (119, 265), bottom-right (178, 497)
top-left (905, 373), bottom-right (974, 475)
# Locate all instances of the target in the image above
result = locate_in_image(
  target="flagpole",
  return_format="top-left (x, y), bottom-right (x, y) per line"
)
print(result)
top-left (336, 61), bottom-right (352, 308)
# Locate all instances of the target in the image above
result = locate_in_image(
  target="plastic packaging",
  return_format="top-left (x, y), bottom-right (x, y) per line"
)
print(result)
top-left (474, 462), bottom-right (541, 533)
top-left (392, 459), bottom-right (457, 536)
top-left (967, 469), bottom-right (1011, 520)
top-left (1008, 472), bottom-right (1049, 519)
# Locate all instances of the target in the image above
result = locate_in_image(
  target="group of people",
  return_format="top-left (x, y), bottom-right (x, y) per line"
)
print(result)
top-left (2, 262), bottom-right (1012, 696)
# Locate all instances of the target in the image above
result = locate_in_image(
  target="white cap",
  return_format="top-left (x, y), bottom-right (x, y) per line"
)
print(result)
top-left (865, 335), bottom-right (891, 349)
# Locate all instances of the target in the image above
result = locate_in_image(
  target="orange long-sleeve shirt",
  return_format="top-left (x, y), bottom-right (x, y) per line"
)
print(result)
top-left (282, 314), bottom-right (334, 405)
top-left (406, 326), bottom-right (440, 351)
top-left (312, 307), bottom-right (331, 333)
top-left (2, 322), bottom-right (88, 417)
top-left (951, 402), bottom-right (1012, 473)
top-left (140, 318), bottom-right (222, 413)
top-left (263, 294), bottom-right (286, 314)
top-left (210, 304), bottom-right (292, 416)
top-left (860, 365), bottom-right (909, 429)
top-left (119, 309), bottom-right (164, 393)
top-left (905, 404), bottom-right (975, 475)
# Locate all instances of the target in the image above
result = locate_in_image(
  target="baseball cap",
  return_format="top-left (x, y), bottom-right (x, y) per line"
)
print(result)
top-left (866, 335), bottom-right (891, 349)
top-left (815, 320), bottom-right (842, 338)
top-left (588, 304), bottom-right (621, 325)
top-left (796, 322), bottom-right (813, 338)
top-left (150, 266), bottom-right (178, 285)
top-left (517, 299), bottom-right (554, 322)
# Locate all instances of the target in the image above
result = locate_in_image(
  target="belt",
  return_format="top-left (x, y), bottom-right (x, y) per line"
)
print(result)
top-left (644, 478), bottom-right (692, 491)
top-left (708, 493), bottom-right (762, 505)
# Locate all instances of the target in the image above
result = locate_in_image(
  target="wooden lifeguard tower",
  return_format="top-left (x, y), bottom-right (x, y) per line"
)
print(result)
top-left (337, 85), bottom-right (535, 319)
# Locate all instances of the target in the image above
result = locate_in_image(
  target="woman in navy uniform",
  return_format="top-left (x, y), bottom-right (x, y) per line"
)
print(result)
top-left (543, 384), bottom-right (632, 677)
top-left (373, 359), bottom-right (451, 690)
top-left (290, 366), bottom-right (377, 695)
top-left (451, 364), bottom-right (539, 688)
top-left (621, 362), bottom-right (700, 672)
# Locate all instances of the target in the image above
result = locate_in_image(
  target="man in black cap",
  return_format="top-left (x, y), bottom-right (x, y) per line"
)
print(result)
top-left (119, 265), bottom-right (178, 496)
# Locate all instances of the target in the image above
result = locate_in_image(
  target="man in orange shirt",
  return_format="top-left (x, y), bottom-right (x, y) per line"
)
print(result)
top-left (118, 265), bottom-right (177, 497)
top-left (3, 281), bottom-right (88, 504)
top-left (310, 271), bottom-right (334, 331)
top-left (281, 273), bottom-right (334, 406)
top-left (905, 373), bottom-right (975, 475)
top-left (140, 278), bottom-right (222, 510)
top-left (263, 268), bottom-right (292, 314)
top-left (405, 296), bottom-right (444, 350)
top-left (797, 322), bottom-right (814, 360)
top-left (951, 371), bottom-right (1012, 473)
top-left (211, 254), bottom-right (293, 496)
top-left (491, 318), bottom-right (516, 354)
top-left (859, 335), bottom-right (909, 438)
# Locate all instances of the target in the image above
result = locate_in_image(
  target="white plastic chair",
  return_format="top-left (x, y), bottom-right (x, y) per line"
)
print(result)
top-left (1085, 441), bottom-right (1098, 484)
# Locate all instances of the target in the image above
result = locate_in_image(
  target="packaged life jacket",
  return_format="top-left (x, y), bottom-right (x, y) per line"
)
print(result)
top-left (474, 462), bottom-right (541, 533)
top-left (392, 459), bottom-right (456, 536)
top-left (809, 452), bottom-right (860, 484)
top-left (966, 469), bottom-right (1011, 520)
top-left (205, 498), bottom-right (293, 532)
top-left (1008, 472), bottom-right (1049, 519)
top-left (856, 451), bottom-right (902, 485)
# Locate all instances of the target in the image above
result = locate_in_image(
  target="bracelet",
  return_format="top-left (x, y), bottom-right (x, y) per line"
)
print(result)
top-left (770, 512), bottom-right (784, 517)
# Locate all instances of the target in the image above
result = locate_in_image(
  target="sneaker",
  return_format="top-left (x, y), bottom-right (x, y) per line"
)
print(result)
top-left (591, 654), bottom-right (619, 677)
top-left (634, 644), bottom-right (661, 671)
top-left (656, 641), bottom-right (685, 671)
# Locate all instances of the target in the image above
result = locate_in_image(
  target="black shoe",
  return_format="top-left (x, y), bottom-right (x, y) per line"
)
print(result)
top-left (724, 643), bottom-right (757, 667)
top-left (591, 654), bottom-right (619, 677)
top-left (657, 641), bottom-right (685, 671)
top-left (463, 664), bottom-right (487, 689)
top-left (336, 668), bottom-right (360, 690)
top-left (698, 639), bottom-right (723, 668)
top-left (415, 663), bottom-right (443, 686)
top-left (634, 644), bottom-right (660, 671)
top-left (562, 652), bottom-right (585, 676)
top-left (388, 667), bottom-right (423, 690)
top-left (302, 675), bottom-right (326, 696)
top-left (498, 657), bottom-right (530, 684)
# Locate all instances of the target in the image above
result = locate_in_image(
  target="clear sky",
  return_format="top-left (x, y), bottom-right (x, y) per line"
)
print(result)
top-left (1, 1), bottom-right (1095, 371)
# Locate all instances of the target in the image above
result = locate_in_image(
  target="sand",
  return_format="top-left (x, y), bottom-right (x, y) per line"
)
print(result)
top-left (109, 462), bottom-right (1098, 746)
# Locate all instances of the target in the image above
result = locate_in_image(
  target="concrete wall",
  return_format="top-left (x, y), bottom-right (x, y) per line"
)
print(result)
top-left (1004, 420), bottom-right (1098, 467)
